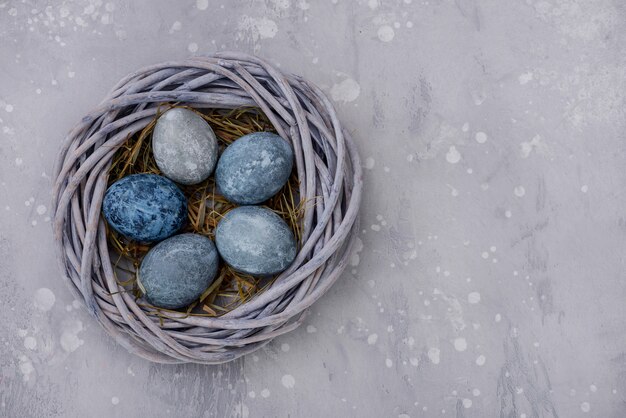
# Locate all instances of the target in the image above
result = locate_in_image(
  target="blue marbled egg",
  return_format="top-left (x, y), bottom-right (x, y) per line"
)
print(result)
top-left (152, 108), bottom-right (219, 185)
top-left (215, 132), bottom-right (294, 205)
top-left (138, 233), bottom-right (219, 309)
top-left (102, 174), bottom-right (187, 242)
top-left (215, 206), bottom-right (297, 276)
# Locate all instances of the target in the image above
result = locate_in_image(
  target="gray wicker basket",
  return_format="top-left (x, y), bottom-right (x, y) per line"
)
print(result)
top-left (51, 52), bottom-right (362, 364)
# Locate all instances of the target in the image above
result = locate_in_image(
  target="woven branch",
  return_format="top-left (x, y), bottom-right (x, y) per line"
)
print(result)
top-left (51, 52), bottom-right (363, 364)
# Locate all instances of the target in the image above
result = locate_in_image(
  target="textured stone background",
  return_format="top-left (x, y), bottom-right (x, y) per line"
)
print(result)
top-left (1, 0), bottom-right (626, 417)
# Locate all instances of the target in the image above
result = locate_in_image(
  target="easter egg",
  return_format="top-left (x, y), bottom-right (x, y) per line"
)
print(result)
top-left (138, 233), bottom-right (219, 309)
top-left (152, 107), bottom-right (219, 185)
top-left (215, 132), bottom-right (294, 205)
top-left (102, 174), bottom-right (187, 242)
top-left (215, 206), bottom-right (297, 276)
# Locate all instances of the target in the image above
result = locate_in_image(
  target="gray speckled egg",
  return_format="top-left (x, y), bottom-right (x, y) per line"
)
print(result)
top-left (215, 206), bottom-right (297, 276)
top-left (138, 233), bottom-right (219, 309)
top-left (102, 174), bottom-right (187, 243)
top-left (152, 108), bottom-right (219, 185)
top-left (215, 132), bottom-right (293, 205)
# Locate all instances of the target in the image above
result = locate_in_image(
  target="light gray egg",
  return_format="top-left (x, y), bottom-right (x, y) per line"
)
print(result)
top-left (152, 108), bottom-right (219, 185)
top-left (138, 233), bottom-right (219, 309)
top-left (215, 206), bottom-right (297, 276)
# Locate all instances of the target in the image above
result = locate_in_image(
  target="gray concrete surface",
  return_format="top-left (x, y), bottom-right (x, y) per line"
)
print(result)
top-left (1, 0), bottom-right (626, 417)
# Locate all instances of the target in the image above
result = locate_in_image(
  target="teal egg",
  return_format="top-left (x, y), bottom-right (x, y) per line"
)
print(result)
top-left (138, 233), bottom-right (219, 309)
top-left (215, 206), bottom-right (297, 276)
top-left (215, 132), bottom-right (293, 205)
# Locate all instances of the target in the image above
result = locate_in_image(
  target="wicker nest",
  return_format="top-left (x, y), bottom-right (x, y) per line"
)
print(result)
top-left (51, 52), bottom-right (363, 364)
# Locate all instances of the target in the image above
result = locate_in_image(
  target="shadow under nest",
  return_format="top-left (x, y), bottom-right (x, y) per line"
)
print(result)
top-left (106, 105), bottom-right (305, 319)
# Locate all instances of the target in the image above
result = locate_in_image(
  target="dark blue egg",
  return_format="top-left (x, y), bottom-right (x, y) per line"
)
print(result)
top-left (215, 132), bottom-right (294, 205)
top-left (215, 206), bottom-right (297, 276)
top-left (102, 174), bottom-right (187, 242)
top-left (138, 233), bottom-right (219, 309)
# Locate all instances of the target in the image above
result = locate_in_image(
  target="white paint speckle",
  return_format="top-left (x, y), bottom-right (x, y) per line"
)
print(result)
top-left (261, 388), bottom-right (270, 398)
top-left (188, 42), bottom-right (198, 53)
top-left (590, 384), bottom-right (597, 392)
top-left (462, 122), bottom-right (470, 132)
top-left (23, 336), bottom-right (37, 350)
top-left (446, 146), bottom-right (461, 164)
top-left (238, 16), bottom-right (279, 42)
top-left (34, 288), bottom-right (55, 311)
top-left (281, 374), bottom-right (295, 389)
top-left (18, 355), bottom-right (34, 382)
top-left (364, 157), bottom-right (375, 169)
top-left (454, 337), bottom-right (467, 352)
top-left (169, 21), bottom-right (182, 34)
top-left (581, 185), bottom-right (588, 193)
top-left (428, 347), bottom-right (441, 364)
top-left (296, 0), bottom-right (310, 10)
top-left (281, 343), bottom-right (290, 352)
top-left (5, 104), bottom-right (14, 112)
top-left (462, 398), bottom-right (472, 408)
top-left (505, 210), bottom-right (512, 218)
top-left (36, 205), bottom-right (47, 215)
top-left (306, 325), bottom-right (317, 333)
top-left (514, 186), bottom-right (526, 197)
top-left (580, 402), bottom-right (590, 413)
top-left (475, 131), bottom-right (487, 144)
top-left (520, 135), bottom-right (546, 158)
top-left (60, 319), bottom-right (84, 352)
top-left (111, 397), bottom-right (120, 405)
top-left (367, 0), bottom-right (379, 9)
top-left (367, 333), bottom-right (378, 345)
top-left (519, 72), bottom-right (534, 85)
top-left (385, 358), bottom-right (393, 368)
top-left (475, 355), bottom-right (486, 366)
top-left (196, 0), bottom-right (209, 10)
top-left (15, 157), bottom-right (23, 166)
top-left (495, 313), bottom-right (502, 322)
top-left (330, 77), bottom-right (361, 103)
top-left (377, 25), bottom-right (395, 42)
top-left (468, 292), bottom-right (481, 304)
top-left (472, 388), bottom-right (481, 396)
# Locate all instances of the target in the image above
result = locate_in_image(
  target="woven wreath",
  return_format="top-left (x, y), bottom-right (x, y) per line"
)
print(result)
top-left (51, 52), bottom-right (363, 364)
